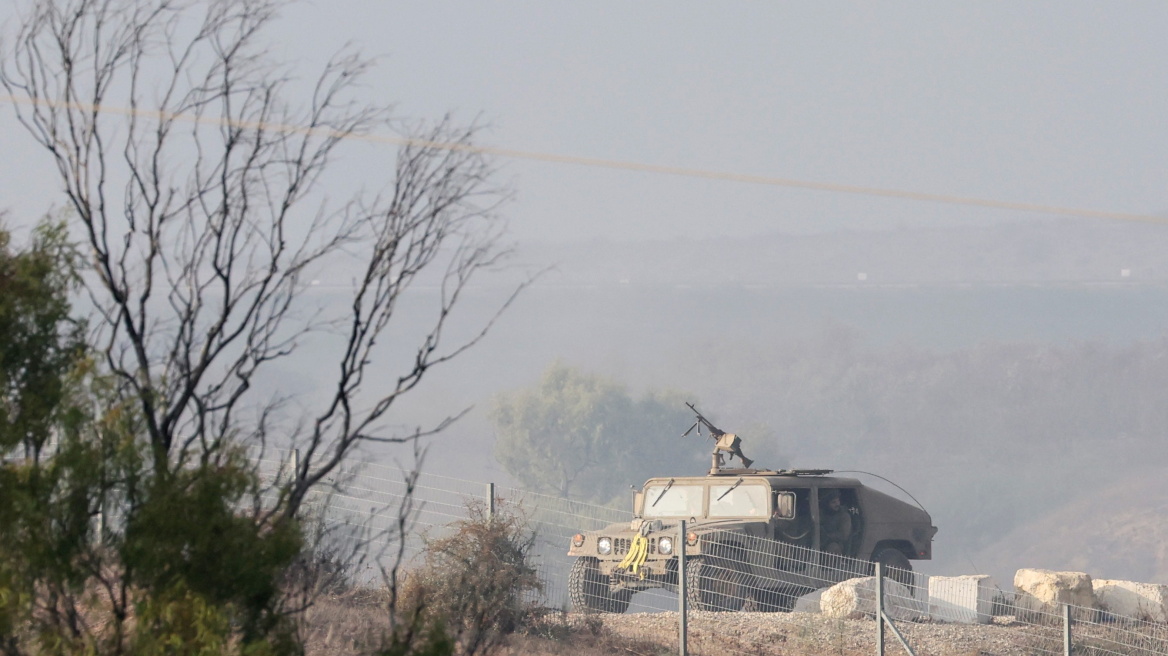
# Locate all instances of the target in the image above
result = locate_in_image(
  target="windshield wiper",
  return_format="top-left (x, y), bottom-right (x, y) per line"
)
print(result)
top-left (716, 477), bottom-right (744, 501)
top-left (651, 478), bottom-right (675, 507)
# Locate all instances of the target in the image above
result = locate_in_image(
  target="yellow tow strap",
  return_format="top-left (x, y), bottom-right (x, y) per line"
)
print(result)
top-left (617, 534), bottom-right (650, 579)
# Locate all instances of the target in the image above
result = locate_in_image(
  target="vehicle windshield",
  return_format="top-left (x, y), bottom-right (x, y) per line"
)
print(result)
top-left (709, 483), bottom-right (768, 517)
top-left (642, 483), bottom-right (704, 518)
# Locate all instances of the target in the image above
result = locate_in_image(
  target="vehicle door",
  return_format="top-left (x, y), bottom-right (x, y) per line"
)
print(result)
top-left (771, 486), bottom-right (813, 573)
top-left (814, 486), bottom-right (865, 584)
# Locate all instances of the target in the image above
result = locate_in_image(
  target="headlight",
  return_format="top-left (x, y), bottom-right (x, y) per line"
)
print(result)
top-left (658, 537), bottom-right (673, 555)
top-left (597, 537), bottom-right (613, 555)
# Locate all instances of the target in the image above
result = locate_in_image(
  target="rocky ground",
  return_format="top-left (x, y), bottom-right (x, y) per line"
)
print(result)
top-left (563, 611), bottom-right (1163, 656)
top-left (299, 589), bottom-right (1166, 656)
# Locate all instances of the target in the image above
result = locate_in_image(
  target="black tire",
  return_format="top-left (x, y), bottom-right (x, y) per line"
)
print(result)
top-left (750, 586), bottom-right (783, 613)
top-left (686, 556), bottom-right (747, 612)
top-left (752, 584), bottom-right (810, 612)
top-left (569, 557), bottom-right (631, 614)
top-left (871, 548), bottom-right (914, 593)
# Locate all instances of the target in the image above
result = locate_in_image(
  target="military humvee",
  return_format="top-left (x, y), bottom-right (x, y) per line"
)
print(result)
top-left (566, 406), bottom-right (937, 613)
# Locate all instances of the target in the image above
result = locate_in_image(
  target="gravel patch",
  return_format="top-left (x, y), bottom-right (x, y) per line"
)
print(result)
top-left (586, 611), bottom-right (1078, 656)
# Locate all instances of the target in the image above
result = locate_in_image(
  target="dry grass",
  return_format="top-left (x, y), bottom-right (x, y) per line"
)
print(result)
top-left (496, 613), bottom-right (673, 656)
top-left (298, 593), bottom-right (675, 656)
top-left (496, 632), bottom-right (674, 656)
top-left (297, 587), bottom-right (395, 655)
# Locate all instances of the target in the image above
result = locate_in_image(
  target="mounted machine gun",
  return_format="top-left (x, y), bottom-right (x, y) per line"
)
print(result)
top-left (683, 402), bottom-right (754, 472)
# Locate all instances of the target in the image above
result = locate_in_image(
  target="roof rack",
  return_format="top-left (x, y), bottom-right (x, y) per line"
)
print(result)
top-left (707, 467), bottom-right (835, 477)
top-left (778, 468), bottom-right (834, 476)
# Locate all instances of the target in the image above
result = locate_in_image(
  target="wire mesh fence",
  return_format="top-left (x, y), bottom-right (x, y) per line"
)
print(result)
top-left (256, 452), bottom-right (1168, 656)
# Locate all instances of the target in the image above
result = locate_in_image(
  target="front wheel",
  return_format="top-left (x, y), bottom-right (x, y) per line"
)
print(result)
top-left (749, 586), bottom-right (783, 612)
top-left (750, 584), bottom-right (809, 612)
top-left (686, 556), bottom-right (747, 612)
top-left (569, 557), bottom-right (631, 613)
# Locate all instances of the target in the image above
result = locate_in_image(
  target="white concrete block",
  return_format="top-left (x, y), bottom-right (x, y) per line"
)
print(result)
top-left (1093, 579), bottom-right (1168, 623)
top-left (928, 575), bottom-right (998, 624)
top-left (792, 588), bottom-right (824, 614)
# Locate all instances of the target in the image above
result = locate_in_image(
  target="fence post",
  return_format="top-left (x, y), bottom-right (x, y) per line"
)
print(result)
top-left (287, 448), bottom-right (300, 483)
top-left (96, 493), bottom-right (105, 544)
top-left (876, 562), bottom-right (885, 656)
top-left (486, 482), bottom-right (495, 519)
top-left (678, 519), bottom-right (688, 656)
top-left (1063, 604), bottom-right (1072, 656)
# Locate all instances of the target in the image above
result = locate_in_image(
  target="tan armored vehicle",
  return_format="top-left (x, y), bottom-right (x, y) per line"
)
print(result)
top-left (567, 405), bottom-right (937, 613)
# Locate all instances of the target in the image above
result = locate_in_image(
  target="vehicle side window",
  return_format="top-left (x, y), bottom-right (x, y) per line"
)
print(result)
top-left (774, 491), bottom-right (795, 519)
top-left (819, 487), bottom-right (858, 556)
top-left (774, 488), bottom-right (812, 547)
top-left (839, 488), bottom-right (859, 512)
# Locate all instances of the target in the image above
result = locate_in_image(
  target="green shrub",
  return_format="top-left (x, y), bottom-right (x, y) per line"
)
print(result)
top-left (387, 500), bottom-right (541, 656)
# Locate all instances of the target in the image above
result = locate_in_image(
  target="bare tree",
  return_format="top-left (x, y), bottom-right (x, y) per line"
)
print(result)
top-left (1, 0), bottom-right (518, 517)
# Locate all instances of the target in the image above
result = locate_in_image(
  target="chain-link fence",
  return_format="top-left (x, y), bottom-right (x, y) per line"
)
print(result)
top-left (258, 452), bottom-right (1168, 656)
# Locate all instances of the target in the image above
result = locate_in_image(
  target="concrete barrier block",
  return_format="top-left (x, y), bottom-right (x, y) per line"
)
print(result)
top-left (1093, 579), bottom-right (1168, 623)
top-left (928, 575), bottom-right (998, 624)
top-left (792, 588), bottom-right (824, 613)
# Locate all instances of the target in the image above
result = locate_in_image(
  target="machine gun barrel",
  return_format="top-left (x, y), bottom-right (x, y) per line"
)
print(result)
top-left (683, 401), bottom-right (725, 438)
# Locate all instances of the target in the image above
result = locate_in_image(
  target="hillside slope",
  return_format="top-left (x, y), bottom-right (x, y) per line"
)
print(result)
top-left (970, 471), bottom-right (1168, 585)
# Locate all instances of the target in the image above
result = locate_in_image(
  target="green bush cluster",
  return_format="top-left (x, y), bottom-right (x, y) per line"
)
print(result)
top-left (0, 222), bottom-right (304, 654)
top-left (0, 441), bottom-right (306, 654)
top-left (492, 362), bottom-right (704, 505)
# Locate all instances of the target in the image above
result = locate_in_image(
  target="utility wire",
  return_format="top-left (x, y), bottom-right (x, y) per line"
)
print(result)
top-left (834, 470), bottom-right (930, 516)
top-left (3, 93), bottom-right (1166, 225)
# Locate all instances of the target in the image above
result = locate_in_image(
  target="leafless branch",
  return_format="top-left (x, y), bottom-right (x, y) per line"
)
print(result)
top-left (2, 0), bottom-right (523, 519)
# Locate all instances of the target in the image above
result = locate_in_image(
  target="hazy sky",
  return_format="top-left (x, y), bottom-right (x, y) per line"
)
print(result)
top-left (3, 2), bottom-right (1165, 583)
top-left (3, 2), bottom-right (1168, 243)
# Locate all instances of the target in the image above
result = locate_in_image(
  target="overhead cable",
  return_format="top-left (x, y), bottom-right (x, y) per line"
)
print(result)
top-left (3, 93), bottom-right (1164, 225)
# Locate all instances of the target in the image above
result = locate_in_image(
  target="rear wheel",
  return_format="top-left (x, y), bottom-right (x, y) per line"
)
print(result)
top-left (569, 557), bottom-right (631, 613)
top-left (871, 548), bottom-right (914, 593)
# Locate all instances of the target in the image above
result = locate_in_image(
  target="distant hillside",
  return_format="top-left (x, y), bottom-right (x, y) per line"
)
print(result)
top-left (526, 219), bottom-right (1168, 287)
top-left (969, 471), bottom-right (1168, 586)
